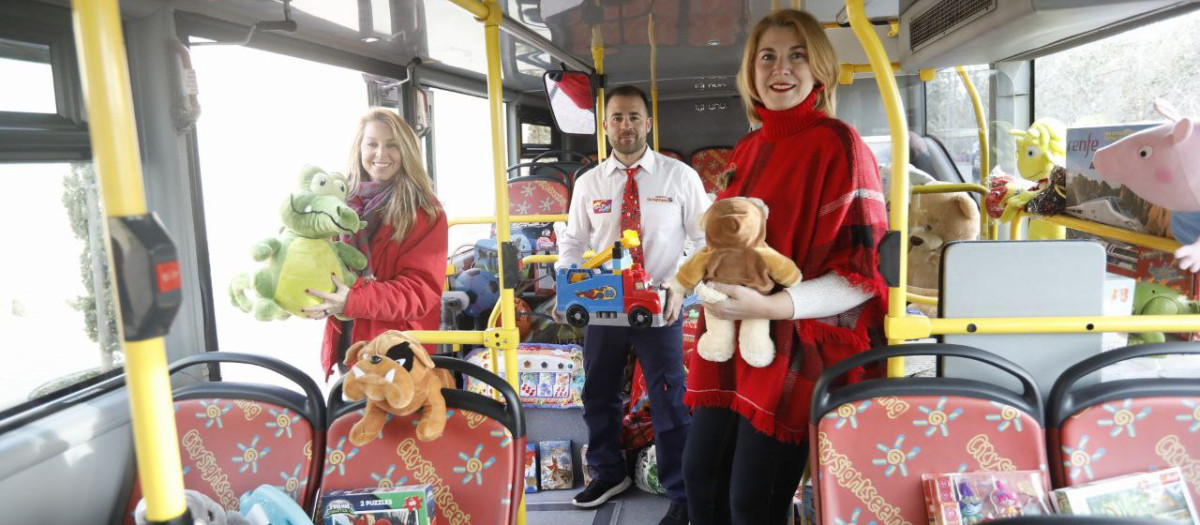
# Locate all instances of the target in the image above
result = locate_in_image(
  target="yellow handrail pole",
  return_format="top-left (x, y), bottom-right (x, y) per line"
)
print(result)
top-left (592, 1), bottom-right (606, 161)
top-left (848, 0), bottom-right (909, 377)
top-left (911, 183), bottom-right (987, 196)
top-left (71, 0), bottom-right (187, 522)
top-left (928, 315), bottom-right (1200, 335)
top-left (649, 14), bottom-right (659, 151)
top-left (956, 66), bottom-right (991, 238)
top-left (448, 214), bottom-right (568, 227)
top-left (1045, 215), bottom-right (1182, 253)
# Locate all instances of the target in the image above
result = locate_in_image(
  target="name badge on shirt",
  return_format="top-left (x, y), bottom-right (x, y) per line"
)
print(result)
top-left (592, 199), bottom-right (613, 213)
top-left (647, 196), bottom-right (674, 203)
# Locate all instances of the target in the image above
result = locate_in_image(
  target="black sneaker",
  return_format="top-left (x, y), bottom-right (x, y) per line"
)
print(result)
top-left (658, 502), bottom-right (689, 525)
top-left (571, 476), bottom-right (632, 508)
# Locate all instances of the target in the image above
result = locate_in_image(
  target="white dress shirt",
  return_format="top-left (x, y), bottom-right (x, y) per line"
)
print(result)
top-left (556, 147), bottom-right (711, 284)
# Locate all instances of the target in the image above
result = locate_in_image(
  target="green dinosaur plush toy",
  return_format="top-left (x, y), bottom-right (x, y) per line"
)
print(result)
top-left (1129, 282), bottom-right (1200, 344)
top-left (230, 165), bottom-right (367, 320)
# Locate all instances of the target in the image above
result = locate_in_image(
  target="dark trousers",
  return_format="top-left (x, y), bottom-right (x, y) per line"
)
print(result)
top-left (581, 319), bottom-right (689, 504)
top-left (684, 406), bottom-right (808, 525)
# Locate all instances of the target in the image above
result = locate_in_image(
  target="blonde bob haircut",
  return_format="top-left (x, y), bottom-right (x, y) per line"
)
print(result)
top-left (736, 9), bottom-right (839, 125)
top-left (346, 108), bottom-right (440, 242)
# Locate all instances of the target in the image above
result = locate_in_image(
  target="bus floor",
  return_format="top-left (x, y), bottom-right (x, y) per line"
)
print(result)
top-left (525, 486), bottom-right (667, 525)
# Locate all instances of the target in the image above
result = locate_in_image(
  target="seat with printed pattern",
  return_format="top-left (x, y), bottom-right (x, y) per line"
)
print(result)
top-left (1048, 342), bottom-right (1200, 502)
top-left (689, 146), bottom-right (733, 194)
top-left (121, 353), bottom-right (326, 523)
top-left (810, 344), bottom-right (1049, 525)
top-left (321, 356), bottom-right (525, 525)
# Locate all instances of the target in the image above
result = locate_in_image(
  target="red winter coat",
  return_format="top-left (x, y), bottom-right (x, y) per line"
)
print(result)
top-left (321, 208), bottom-right (448, 379)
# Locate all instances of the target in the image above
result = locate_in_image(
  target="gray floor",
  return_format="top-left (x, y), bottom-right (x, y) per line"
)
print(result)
top-left (526, 486), bottom-right (668, 525)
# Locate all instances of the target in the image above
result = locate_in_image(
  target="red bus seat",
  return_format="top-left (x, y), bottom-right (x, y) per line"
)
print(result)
top-left (320, 356), bottom-right (525, 525)
top-left (689, 146), bottom-right (733, 194)
top-left (1048, 342), bottom-right (1200, 503)
top-left (811, 344), bottom-right (1049, 525)
top-left (122, 353), bottom-right (326, 523)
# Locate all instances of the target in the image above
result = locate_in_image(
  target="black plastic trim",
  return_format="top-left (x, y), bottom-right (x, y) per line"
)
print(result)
top-left (1047, 342), bottom-right (1200, 427)
top-left (173, 383), bottom-right (313, 421)
top-left (811, 343), bottom-right (1043, 425)
top-left (167, 352), bottom-right (326, 430)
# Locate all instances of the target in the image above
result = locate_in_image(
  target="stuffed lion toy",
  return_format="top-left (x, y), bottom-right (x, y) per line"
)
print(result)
top-left (343, 331), bottom-right (453, 445)
top-left (669, 197), bottom-right (801, 367)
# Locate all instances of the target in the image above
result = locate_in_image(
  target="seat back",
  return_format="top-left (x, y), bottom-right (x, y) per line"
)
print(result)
top-left (658, 148), bottom-right (685, 162)
top-left (321, 356), bottom-right (525, 525)
top-left (689, 146), bottom-right (733, 194)
top-left (1048, 342), bottom-right (1200, 502)
top-left (122, 353), bottom-right (326, 523)
top-left (507, 174), bottom-right (570, 216)
top-left (810, 344), bottom-right (1048, 525)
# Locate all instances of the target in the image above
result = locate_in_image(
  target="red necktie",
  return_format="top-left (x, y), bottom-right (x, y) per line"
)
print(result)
top-left (622, 167), bottom-right (645, 267)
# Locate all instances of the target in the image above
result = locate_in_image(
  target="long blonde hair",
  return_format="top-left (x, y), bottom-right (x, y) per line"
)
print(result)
top-left (736, 9), bottom-right (839, 125)
top-left (346, 108), bottom-right (440, 242)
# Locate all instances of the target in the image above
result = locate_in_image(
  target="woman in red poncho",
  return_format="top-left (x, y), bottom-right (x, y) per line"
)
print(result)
top-left (681, 9), bottom-right (889, 525)
top-left (304, 108), bottom-right (448, 380)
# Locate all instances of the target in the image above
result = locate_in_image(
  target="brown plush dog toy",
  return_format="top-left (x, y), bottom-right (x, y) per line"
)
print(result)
top-left (670, 197), bottom-right (801, 367)
top-left (343, 330), bottom-right (453, 445)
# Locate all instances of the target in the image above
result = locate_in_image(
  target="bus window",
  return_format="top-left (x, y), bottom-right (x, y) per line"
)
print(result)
top-left (431, 87), bottom-right (506, 255)
top-left (0, 162), bottom-right (118, 413)
top-left (0, 40), bottom-right (55, 114)
top-left (925, 65), bottom-right (993, 182)
top-left (190, 43), bottom-right (369, 389)
top-left (1035, 9), bottom-right (1200, 126)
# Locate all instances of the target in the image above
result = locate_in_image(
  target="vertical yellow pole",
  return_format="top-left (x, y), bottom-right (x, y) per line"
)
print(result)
top-left (847, 0), bottom-right (908, 377)
top-left (70, 0), bottom-right (187, 522)
top-left (649, 14), bottom-right (659, 151)
top-left (592, 3), bottom-right (606, 161)
top-left (956, 66), bottom-right (991, 239)
top-left (480, 2), bottom-right (524, 524)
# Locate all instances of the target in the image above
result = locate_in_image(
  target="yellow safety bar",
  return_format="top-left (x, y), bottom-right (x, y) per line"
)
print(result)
top-left (838, 62), bottom-right (900, 85)
top-left (441, 1), bottom-right (525, 523)
top-left (593, 0), bottom-right (606, 161)
top-left (955, 66), bottom-right (994, 240)
top-left (448, 214), bottom-right (568, 227)
top-left (847, 0), bottom-right (908, 377)
top-left (649, 14), bottom-right (660, 151)
top-left (71, 0), bottom-right (188, 522)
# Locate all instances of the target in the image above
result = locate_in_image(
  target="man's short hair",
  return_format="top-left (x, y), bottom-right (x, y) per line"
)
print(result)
top-left (604, 85), bottom-right (651, 115)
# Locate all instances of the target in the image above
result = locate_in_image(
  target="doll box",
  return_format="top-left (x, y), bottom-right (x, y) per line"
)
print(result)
top-left (1064, 123), bottom-right (1167, 236)
top-left (319, 485), bottom-right (437, 525)
top-left (921, 470), bottom-right (1052, 525)
top-left (1051, 467), bottom-right (1199, 525)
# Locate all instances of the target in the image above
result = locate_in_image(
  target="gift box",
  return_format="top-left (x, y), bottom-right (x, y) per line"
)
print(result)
top-left (538, 440), bottom-right (574, 490)
top-left (319, 485), bottom-right (437, 525)
top-left (1051, 467), bottom-right (1199, 525)
top-left (923, 470), bottom-right (1051, 525)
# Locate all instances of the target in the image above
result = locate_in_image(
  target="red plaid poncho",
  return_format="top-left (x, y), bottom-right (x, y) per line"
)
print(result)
top-left (683, 88), bottom-right (889, 444)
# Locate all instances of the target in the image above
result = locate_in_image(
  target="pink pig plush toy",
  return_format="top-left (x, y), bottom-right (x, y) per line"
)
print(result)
top-left (1092, 101), bottom-right (1200, 270)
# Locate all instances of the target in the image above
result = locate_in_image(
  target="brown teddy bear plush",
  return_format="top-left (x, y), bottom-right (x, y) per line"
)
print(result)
top-left (907, 182), bottom-right (980, 314)
top-left (343, 330), bottom-right (453, 445)
top-left (670, 197), bottom-right (801, 367)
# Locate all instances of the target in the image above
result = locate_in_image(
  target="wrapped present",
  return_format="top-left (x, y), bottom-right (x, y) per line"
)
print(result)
top-left (634, 445), bottom-right (666, 495)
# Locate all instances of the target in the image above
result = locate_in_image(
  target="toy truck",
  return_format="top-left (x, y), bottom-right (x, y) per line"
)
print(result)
top-left (556, 230), bottom-right (663, 328)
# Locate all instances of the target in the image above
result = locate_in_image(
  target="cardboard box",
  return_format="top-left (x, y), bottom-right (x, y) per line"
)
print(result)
top-left (524, 443), bottom-right (539, 493)
top-left (320, 485), bottom-right (437, 525)
top-left (1102, 273), bottom-right (1136, 352)
top-left (922, 470), bottom-right (1051, 525)
top-left (1051, 467), bottom-right (1198, 525)
top-left (538, 440), bottom-right (574, 490)
top-left (1064, 123), bottom-right (1167, 236)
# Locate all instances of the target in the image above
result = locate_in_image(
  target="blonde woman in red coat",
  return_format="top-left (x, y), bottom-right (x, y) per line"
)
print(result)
top-left (305, 108), bottom-right (448, 380)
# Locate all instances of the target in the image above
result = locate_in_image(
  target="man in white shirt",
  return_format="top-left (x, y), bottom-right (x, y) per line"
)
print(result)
top-left (557, 85), bottom-right (709, 525)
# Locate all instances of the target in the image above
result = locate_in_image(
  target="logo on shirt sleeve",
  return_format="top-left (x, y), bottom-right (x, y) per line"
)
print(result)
top-left (592, 199), bottom-right (613, 213)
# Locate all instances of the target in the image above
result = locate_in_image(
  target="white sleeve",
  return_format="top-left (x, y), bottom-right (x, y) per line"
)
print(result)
top-left (555, 172), bottom-right (593, 271)
top-left (784, 273), bottom-right (873, 320)
top-left (681, 168), bottom-right (712, 253)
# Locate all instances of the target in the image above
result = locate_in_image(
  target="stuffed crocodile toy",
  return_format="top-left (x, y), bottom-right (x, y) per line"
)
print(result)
top-left (231, 165), bottom-right (367, 320)
top-left (1129, 281), bottom-right (1200, 344)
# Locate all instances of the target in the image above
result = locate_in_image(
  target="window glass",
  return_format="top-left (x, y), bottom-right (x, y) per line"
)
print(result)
top-left (522, 122), bottom-right (552, 147)
top-left (431, 88), bottom-right (506, 255)
top-left (191, 44), bottom-right (368, 391)
top-left (0, 162), bottom-right (118, 413)
top-left (0, 39), bottom-right (56, 114)
top-left (1036, 10), bottom-right (1200, 126)
top-left (925, 65), bottom-right (992, 182)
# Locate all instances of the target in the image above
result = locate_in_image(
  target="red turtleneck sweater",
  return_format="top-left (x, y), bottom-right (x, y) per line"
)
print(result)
top-left (684, 89), bottom-right (889, 443)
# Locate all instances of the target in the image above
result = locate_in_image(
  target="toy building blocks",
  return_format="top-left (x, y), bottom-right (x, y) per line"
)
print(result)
top-left (556, 230), bottom-right (664, 329)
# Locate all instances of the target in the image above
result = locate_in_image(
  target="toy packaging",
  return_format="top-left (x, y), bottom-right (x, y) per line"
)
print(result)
top-left (1063, 122), bottom-right (1166, 235)
top-left (319, 485), bottom-right (437, 525)
top-left (538, 440), bottom-right (574, 490)
top-left (463, 343), bottom-right (584, 409)
top-left (524, 443), bottom-right (539, 493)
top-left (634, 445), bottom-right (666, 495)
top-left (923, 470), bottom-right (1051, 525)
top-left (1051, 467), bottom-right (1198, 525)
top-left (580, 444), bottom-right (593, 486)
top-left (1102, 272), bottom-right (1136, 352)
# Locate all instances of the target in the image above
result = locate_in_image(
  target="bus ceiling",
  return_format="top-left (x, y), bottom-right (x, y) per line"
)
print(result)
top-left (111, 0), bottom-right (1198, 98)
